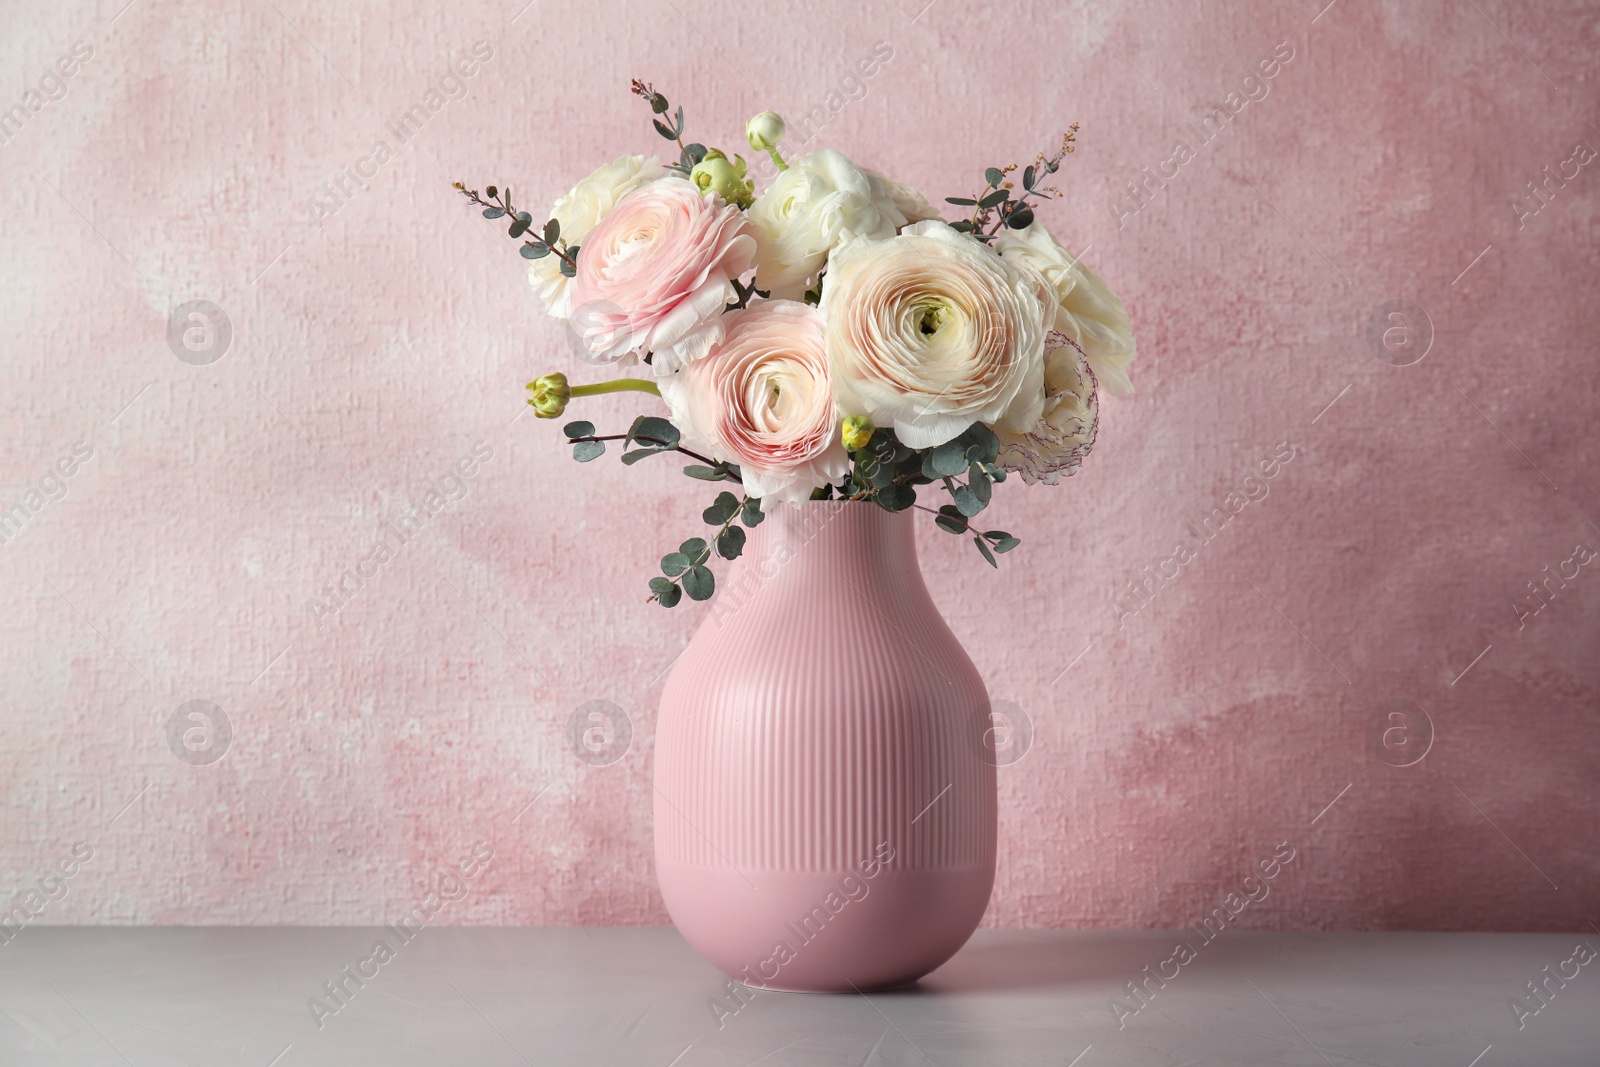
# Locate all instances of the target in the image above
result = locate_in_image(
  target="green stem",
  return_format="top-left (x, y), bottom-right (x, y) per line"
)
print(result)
top-left (764, 146), bottom-right (788, 172)
top-left (570, 378), bottom-right (661, 399)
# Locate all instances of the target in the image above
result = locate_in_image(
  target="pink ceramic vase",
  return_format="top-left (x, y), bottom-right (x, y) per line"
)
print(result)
top-left (654, 500), bottom-right (997, 992)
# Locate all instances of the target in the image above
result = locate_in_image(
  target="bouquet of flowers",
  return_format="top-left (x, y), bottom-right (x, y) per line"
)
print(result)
top-left (454, 82), bottom-right (1136, 607)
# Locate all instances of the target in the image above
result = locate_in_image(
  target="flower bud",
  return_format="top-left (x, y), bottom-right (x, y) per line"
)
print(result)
top-left (689, 149), bottom-right (754, 208)
top-left (746, 110), bottom-right (787, 153)
top-left (526, 372), bottom-right (571, 418)
top-left (841, 415), bottom-right (875, 452)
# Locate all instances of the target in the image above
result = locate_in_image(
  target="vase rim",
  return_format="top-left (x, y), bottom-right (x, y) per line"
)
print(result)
top-left (766, 498), bottom-right (892, 510)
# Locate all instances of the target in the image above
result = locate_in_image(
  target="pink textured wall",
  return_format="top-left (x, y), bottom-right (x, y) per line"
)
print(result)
top-left (2, 0), bottom-right (1596, 931)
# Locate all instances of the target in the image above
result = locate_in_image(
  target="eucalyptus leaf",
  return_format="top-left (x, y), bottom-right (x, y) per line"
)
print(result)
top-left (682, 566), bottom-right (715, 601)
top-left (993, 536), bottom-right (1021, 553)
top-left (929, 441), bottom-right (968, 477)
top-left (960, 422), bottom-right (1000, 464)
top-left (978, 190), bottom-right (1008, 209)
top-left (717, 525), bottom-right (745, 560)
top-left (650, 93), bottom-right (670, 114)
top-left (621, 449), bottom-right (661, 465)
top-left (654, 583), bottom-right (682, 608)
top-left (558, 258), bottom-right (576, 278)
top-left (679, 537), bottom-right (708, 561)
top-left (968, 463), bottom-right (993, 505)
top-left (683, 465), bottom-right (725, 480)
top-left (508, 218), bottom-right (529, 238)
top-left (661, 552), bottom-right (690, 577)
top-left (649, 576), bottom-right (676, 597)
top-left (876, 483), bottom-right (915, 512)
top-left (703, 491), bottom-right (739, 525)
top-left (482, 207), bottom-right (505, 219)
top-left (1023, 164), bottom-right (1036, 190)
top-left (953, 485), bottom-right (983, 517)
top-left (973, 535), bottom-right (998, 567)
top-left (934, 513), bottom-right (966, 535)
top-left (945, 196), bottom-right (977, 206)
top-left (543, 218), bottom-right (560, 244)
top-left (740, 497), bottom-right (765, 526)
top-left (563, 421), bottom-right (595, 439)
top-left (984, 167), bottom-right (1004, 187)
top-left (1006, 205), bottom-right (1035, 229)
top-left (572, 440), bottom-right (605, 462)
top-left (853, 453), bottom-right (877, 481)
top-left (653, 119), bottom-right (677, 140)
top-left (628, 415), bottom-right (680, 449)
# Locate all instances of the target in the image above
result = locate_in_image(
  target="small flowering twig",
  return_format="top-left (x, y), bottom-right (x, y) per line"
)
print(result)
top-left (943, 125), bottom-right (1080, 240)
top-left (453, 182), bottom-right (578, 271)
top-left (630, 80), bottom-right (704, 174)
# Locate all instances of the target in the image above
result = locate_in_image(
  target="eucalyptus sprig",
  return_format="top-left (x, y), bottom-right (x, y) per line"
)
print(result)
top-left (560, 415), bottom-right (736, 478)
top-left (453, 182), bottom-right (580, 275)
top-left (830, 422), bottom-right (1020, 567)
top-left (943, 124), bottom-right (1080, 241)
top-left (648, 490), bottom-right (765, 607)
top-left (629, 79), bottom-right (708, 175)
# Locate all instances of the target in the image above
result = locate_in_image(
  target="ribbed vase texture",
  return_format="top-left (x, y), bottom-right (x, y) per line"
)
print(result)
top-left (654, 501), bottom-right (997, 992)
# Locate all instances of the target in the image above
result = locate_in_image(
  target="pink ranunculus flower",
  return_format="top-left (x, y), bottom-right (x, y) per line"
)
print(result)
top-left (657, 300), bottom-right (850, 503)
top-left (527, 154), bottom-right (663, 323)
top-left (566, 176), bottom-right (757, 374)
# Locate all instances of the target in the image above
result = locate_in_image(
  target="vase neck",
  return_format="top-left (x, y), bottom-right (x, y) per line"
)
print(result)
top-left (711, 502), bottom-right (921, 623)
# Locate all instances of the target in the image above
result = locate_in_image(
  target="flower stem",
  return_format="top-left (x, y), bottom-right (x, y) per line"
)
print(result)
top-left (570, 378), bottom-right (661, 400)
top-left (764, 146), bottom-right (788, 172)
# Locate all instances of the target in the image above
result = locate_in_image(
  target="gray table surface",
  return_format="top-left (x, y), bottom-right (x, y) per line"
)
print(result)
top-left (0, 927), bottom-right (1595, 1065)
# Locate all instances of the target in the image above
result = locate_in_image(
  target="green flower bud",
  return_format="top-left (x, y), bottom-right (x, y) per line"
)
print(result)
top-left (841, 415), bottom-right (875, 452)
top-left (526, 372), bottom-right (571, 418)
top-left (690, 149), bottom-right (754, 208)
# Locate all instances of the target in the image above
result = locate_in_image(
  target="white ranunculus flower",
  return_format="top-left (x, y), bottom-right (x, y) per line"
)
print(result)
top-left (865, 170), bottom-right (942, 225)
top-left (747, 149), bottom-right (907, 299)
top-left (822, 220), bottom-right (1047, 450)
top-left (527, 154), bottom-right (663, 321)
top-left (995, 221), bottom-right (1136, 395)
top-left (996, 332), bottom-right (1099, 485)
